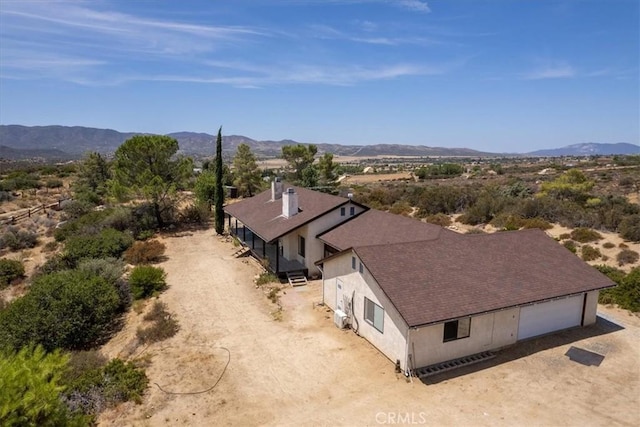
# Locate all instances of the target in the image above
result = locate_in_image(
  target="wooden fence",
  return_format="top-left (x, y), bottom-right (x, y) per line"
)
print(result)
top-left (0, 198), bottom-right (71, 226)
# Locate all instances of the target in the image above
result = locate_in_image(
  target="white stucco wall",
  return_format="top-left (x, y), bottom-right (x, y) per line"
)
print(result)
top-left (583, 290), bottom-right (599, 326)
top-left (409, 308), bottom-right (519, 368)
top-left (323, 251), bottom-right (409, 369)
top-left (281, 201), bottom-right (365, 276)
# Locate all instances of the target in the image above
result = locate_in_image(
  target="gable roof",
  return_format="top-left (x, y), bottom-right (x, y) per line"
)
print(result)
top-left (224, 184), bottom-right (353, 243)
top-left (352, 228), bottom-right (615, 327)
top-left (318, 209), bottom-right (452, 250)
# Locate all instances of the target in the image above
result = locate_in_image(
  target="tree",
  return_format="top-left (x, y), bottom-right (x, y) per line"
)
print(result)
top-left (233, 143), bottom-right (263, 197)
top-left (300, 165), bottom-right (319, 188)
top-left (540, 168), bottom-right (594, 203)
top-left (111, 135), bottom-right (192, 227)
top-left (74, 152), bottom-right (111, 204)
top-left (194, 171), bottom-right (216, 208)
top-left (214, 127), bottom-right (225, 234)
top-left (317, 152), bottom-right (338, 187)
top-left (282, 144), bottom-right (317, 183)
top-left (0, 346), bottom-right (87, 426)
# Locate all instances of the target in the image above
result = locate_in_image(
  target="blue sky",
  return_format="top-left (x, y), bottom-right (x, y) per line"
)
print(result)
top-left (0, 0), bottom-right (638, 152)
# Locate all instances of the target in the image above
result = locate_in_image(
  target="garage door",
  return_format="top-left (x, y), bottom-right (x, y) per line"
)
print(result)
top-left (518, 295), bottom-right (584, 340)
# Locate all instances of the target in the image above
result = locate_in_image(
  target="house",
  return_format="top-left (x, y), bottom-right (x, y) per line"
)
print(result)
top-left (317, 209), bottom-right (616, 374)
top-left (224, 179), bottom-right (367, 277)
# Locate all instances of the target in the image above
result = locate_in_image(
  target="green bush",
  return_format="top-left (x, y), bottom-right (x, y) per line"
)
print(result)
top-left (0, 259), bottom-right (25, 288)
top-left (63, 358), bottom-right (148, 415)
top-left (64, 228), bottom-right (133, 263)
top-left (129, 265), bottom-right (167, 299)
top-left (602, 242), bottom-right (615, 249)
top-left (178, 203), bottom-right (210, 224)
top-left (0, 346), bottom-right (88, 426)
top-left (136, 301), bottom-right (179, 344)
top-left (597, 266), bottom-right (640, 312)
top-left (124, 240), bottom-right (166, 264)
top-left (617, 249), bottom-right (639, 266)
top-left (618, 214), bottom-right (640, 242)
top-left (563, 240), bottom-right (578, 253)
top-left (0, 228), bottom-right (38, 251)
top-left (76, 257), bottom-right (124, 285)
top-left (46, 178), bottom-right (64, 189)
top-left (256, 272), bottom-right (278, 286)
top-left (570, 227), bottom-right (602, 243)
top-left (522, 217), bottom-right (553, 230)
top-left (0, 270), bottom-right (122, 351)
top-left (55, 208), bottom-right (112, 241)
top-left (581, 245), bottom-right (602, 261)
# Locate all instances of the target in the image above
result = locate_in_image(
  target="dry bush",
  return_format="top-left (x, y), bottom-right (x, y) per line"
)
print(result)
top-left (563, 240), bottom-right (578, 253)
top-left (559, 233), bottom-right (571, 240)
top-left (602, 241), bottom-right (615, 249)
top-left (424, 213), bottom-right (452, 227)
top-left (617, 249), bottom-right (639, 266)
top-left (570, 227), bottom-right (602, 243)
top-left (124, 240), bottom-right (166, 265)
top-left (522, 217), bottom-right (553, 230)
top-left (581, 245), bottom-right (602, 261)
top-left (136, 301), bottom-right (179, 343)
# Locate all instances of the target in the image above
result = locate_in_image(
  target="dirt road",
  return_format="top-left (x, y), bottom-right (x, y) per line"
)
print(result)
top-left (100, 227), bottom-right (640, 426)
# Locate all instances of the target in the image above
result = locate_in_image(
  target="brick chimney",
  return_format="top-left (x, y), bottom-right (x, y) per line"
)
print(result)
top-left (282, 187), bottom-right (298, 218)
top-left (271, 177), bottom-right (283, 201)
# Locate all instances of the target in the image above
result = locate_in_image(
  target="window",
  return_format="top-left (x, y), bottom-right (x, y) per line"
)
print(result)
top-left (298, 236), bottom-right (305, 258)
top-left (364, 297), bottom-right (384, 333)
top-left (359, 262), bottom-right (364, 274)
top-left (352, 256), bottom-right (356, 269)
top-left (350, 206), bottom-right (355, 216)
top-left (443, 318), bottom-right (471, 342)
top-left (340, 207), bottom-right (346, 216)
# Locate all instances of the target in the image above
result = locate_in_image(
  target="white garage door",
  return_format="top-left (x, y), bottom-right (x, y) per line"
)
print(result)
top-left (518, 294), bottom-right (584, 340)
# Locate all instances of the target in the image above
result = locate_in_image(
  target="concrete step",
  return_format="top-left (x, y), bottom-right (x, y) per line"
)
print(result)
top-left (413, 351), bottom-right (495, 378)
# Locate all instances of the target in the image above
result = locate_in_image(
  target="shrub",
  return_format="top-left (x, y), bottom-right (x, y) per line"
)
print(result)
top-left (62, 200), bottom-right (94, 220)
top-left (465, 228), bottom-right (486, 234)
top-left (581, 245), bottom-right (602, 261)
top-left (559, 233), bottom-right (571, 240)
top-left (63, 358), bottom-right (148, 415)
top-left (136, 301), bottom-right (179, 344)
top-left (76, 257), bottom-right (124, 285)
top-left (129, 265), bottom-right (167, 299)
top-left (618, 214), bottom-right (640, 242)
top-left (0, 346), bottom-right (88, 426)
top-left (55, 209), bottom-right (112, 241)
top-left (64, 228), bottom-right (133, 263)
top-left (570, 227), bottom-right (602, 243)
top-left (45, 178), bottom-right (63, 189)
top-left (256, 272), bottom-right (278, 286)
top-left (619, 242), bottom-right (629, 249)
top-left (0, 259), bottom-right (24, 288)
top-left (0, 191), bottom-right (13, 202)
top-left (617, 249), bottom-right (639, 266)
top-left (124, 240), bottom-right (166, 264)
top-left (596, 265), bottom-right (640, 311)
top-left (602, 242), bottom-right (615, 249)
top-left (0, 228), bottom-right (38, 250)
top-left (178, 203), bottom-right (210, 224)
top-left (0, 270), bottom-right (122, 351)
top-left (522, 217), bottom-right (553, 230)
top-left (424, 213), bottom-right (452, 227)
top-left (563, 240), bottom-right (578, 253)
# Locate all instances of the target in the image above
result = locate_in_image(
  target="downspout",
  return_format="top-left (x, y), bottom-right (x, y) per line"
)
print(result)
top-left (405, 327), bottom-right (412, 379)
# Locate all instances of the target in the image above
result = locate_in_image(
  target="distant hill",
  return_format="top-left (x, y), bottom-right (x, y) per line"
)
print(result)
top-left (527, 143), bottom-right (639, 157)
top-left (0, 125), bottom-right (495, 159)
top-left (0, 125), bottom-right (637, 161)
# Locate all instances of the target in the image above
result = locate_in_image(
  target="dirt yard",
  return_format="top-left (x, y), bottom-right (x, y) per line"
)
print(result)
top-left (96, 227), bottom-right (640, 426)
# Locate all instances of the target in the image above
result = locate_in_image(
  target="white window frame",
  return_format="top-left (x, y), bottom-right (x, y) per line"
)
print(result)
top-left (364, 297), bottom-right (384, 333)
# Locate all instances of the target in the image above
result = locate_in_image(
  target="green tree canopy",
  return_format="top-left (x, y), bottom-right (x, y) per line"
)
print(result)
top-left (214, 127), bottom-right (225, 234)
top-left (317, 152), bottom-right (338, 187)
top-left (111, 135), bottom-right (192, 227)
top-left (281, 144), bottom-right (317, 183)
top-left (233, 143), bottom-right (263, 197)
top-left (539, 168), bottom-right (594, 203)
top-left (74, 152), bottom-right (111, 204)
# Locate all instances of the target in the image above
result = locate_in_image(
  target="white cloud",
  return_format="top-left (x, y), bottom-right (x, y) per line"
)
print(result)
top-left (523, 62), bottom-right (575, 80)
top-left (395, 0), bottom-right (431, 13)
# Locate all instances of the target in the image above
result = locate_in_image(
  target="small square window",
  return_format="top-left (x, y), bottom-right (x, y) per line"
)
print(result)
top-left (351, 257), bottom-right (356, 269)
top-left (350, 206), bottom-right (355, 216)
top-left (340, 207), bottom-right (346, 216)
top-left (443, 318), bottom-right (471, 342)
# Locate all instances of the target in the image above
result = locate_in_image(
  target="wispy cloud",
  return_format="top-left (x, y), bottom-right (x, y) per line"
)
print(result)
top-left (523, 62), bottom-right (576, 80)
top-left (396, 1), bottom-right (430, 13)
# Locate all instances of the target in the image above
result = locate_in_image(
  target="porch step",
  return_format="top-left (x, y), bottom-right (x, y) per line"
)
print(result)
top-left (287, 271), bottom-right (308, 287)
top-left (412, 351), bottom-right (495, 379)
top-left (232, 245), bottom-right (250, 258)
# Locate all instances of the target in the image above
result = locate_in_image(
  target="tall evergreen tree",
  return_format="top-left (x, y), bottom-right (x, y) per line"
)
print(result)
top-left (214, 127), bottom-right (225, 234)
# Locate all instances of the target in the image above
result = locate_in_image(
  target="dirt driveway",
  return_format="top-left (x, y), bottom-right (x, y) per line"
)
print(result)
top-left (100, 227), bottom-right (640, 426)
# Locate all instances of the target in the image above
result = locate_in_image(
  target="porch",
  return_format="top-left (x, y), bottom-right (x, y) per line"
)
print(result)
top-left (228, 217), bottom-right (307, 276)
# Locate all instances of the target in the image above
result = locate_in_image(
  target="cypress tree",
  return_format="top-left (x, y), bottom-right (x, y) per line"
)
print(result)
top-left (214, 127), bottom-right (225, 234)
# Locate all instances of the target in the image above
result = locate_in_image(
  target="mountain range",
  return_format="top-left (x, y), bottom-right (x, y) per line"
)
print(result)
top-left (0, 125), bottom-right (637, 161)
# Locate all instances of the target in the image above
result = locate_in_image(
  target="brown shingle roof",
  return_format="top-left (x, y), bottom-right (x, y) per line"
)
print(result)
top-left (318, 209), bottom-right (451, 250)
top-left (224, 184), bottom-right (350, 243)
top-left (354, 229), bottom-right (615, 327)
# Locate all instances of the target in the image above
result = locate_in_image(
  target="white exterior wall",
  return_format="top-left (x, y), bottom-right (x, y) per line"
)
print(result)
top-left (323, 251), bottom-right (409, 369)
top-left (583, 290), bottom-right (599, 326)
top-left (280, 201), bottom-right (366, 277)
top-left (409, 308), bottom-right (519, 368)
